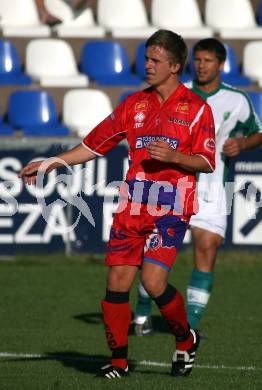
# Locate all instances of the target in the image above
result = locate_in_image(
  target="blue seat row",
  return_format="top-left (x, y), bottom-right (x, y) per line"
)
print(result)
top-left (0, 38), bottom-right (257, 88)
top-left (0, 39), bottom-right (142, 87)
top-left (1, 88), bottom-right (262, 138)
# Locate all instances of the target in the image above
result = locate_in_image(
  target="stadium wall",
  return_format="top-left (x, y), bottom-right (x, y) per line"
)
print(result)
top-left (0, 140), bottom-right (262, 255)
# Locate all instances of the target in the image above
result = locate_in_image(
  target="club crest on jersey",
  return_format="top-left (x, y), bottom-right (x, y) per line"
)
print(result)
top-left (176, 102), bottom-right (190, 114)
top-left (204, 138), bottom-right (215, 153)
top-left (134, 112), bottom-right (145, 122)
top-left (147, 233), bottom-right (162, 250)
top-left (135, 101), bottom-right (148, 112)
top-left (134, 112), bottom-right (145, 128)
top-left (223, 111), bottom-right (231, 121)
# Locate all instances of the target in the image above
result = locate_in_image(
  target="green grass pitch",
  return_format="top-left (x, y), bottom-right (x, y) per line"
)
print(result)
top-left (0, 249), bottom-right (261, 389)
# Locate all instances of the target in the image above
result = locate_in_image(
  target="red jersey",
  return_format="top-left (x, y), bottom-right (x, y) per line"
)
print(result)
top-left (83, 84), bottom-right (215, 217)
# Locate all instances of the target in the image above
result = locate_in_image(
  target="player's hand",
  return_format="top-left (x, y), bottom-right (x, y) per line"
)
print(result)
top-left (147, 140), bottom-right (179, 163)
top-left (223, 138), bottom-right (244, 157)
top-left (18, 159), bottom-right (55, 185)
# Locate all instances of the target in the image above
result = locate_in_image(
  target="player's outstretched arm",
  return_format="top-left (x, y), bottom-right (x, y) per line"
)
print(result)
top-left (19, 143), bottom-right (96, 185)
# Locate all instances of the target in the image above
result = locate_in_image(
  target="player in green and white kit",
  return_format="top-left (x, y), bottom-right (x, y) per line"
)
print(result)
top-left (133, 38), bottom-right (262, 335)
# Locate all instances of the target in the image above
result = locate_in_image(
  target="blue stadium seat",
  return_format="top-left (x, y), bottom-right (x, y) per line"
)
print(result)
top-left (8, 90), bottom-right (69, 136)
top-left (80, 40), bottom-right (142, 86)
top-left (257, 0), bottom-right (262, 25)
top-left (221, 44), bottom-right (251, 86)
top-left (135, 41), bottom-right (146, 80)
top-left (0, 40), bottom-right (32, 85)
top-left (179, 68), bottom-right (192, 83)
top-left (135, 41), bottom-right (191, 83)
top-left (0, 108), bottom-right (13, 135)
top-left (247, 91), bottom-right (262, 122)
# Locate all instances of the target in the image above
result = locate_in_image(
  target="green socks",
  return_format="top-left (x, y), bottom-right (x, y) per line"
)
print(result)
top-left (187, 268), bottom-right (214, 329)
top-left (135, 269), bottom-right (214, 328)
top-left (135, 282), bottom-right (152, 317)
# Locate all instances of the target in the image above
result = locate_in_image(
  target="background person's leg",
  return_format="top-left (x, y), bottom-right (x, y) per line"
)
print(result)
top-left (187, 227), bottom-right (223, 328)
top-left (133, 281), bottom-right (153, 336)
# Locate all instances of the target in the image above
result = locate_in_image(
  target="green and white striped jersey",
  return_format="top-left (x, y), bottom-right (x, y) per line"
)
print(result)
top-left (185, 81), bottom-right (262, 202)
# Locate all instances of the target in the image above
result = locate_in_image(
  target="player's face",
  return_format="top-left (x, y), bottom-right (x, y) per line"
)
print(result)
top-left (193, 50), bottom-right (224, 86)
top-left (145, 45), bottom-right (179, 87)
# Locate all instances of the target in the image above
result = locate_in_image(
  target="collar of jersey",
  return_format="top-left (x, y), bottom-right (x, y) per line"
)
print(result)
top-left (151, 83), bottom-right (185, 106)
top-left (192, 81), bottom-right (222, 100)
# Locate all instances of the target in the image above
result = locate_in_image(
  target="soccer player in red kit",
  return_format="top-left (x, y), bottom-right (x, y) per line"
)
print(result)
top-left (19, 30), bottom-right (215, 379)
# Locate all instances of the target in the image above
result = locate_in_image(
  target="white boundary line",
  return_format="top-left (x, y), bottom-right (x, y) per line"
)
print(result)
top-left (0, 352), bottom-right (260, 372)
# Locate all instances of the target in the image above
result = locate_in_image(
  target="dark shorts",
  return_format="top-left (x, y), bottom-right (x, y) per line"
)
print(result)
top-left (105, 200), bottom-right (188, 271)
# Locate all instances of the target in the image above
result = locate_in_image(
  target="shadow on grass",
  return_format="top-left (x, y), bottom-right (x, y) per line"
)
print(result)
top-left (73, 312), bottom-right (169, 334)
top-left (5, 352), bottom-right (117, 374)
top-left (73, 312), bottom-right (102, 325)
top-left (5, 351), bottom-right (172, 376)
top-left (5, 351), bottom-right (144, 375)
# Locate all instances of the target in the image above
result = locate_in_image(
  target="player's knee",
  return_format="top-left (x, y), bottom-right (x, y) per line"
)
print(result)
top-left (198, 235), bottom-right (222, 255)
top-left (107, 267), bottom-right (136, 292)
top-left (141, 277), bottom-right (166, 298)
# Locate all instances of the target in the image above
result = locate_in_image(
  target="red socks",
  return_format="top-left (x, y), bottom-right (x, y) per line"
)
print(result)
top-left (101, 290), bottom-right (131, 369)
top-left (101, 284), bottom-right (193, 372)
top-left (154, 284), bottom-right (193, 350)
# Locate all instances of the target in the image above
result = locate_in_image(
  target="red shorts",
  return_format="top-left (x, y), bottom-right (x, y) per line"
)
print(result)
top-left (105, 200), bottom-right (188, 271)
